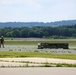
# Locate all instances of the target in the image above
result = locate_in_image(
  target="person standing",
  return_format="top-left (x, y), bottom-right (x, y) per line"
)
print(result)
top-left (0, 36), bottom-right (4, 48)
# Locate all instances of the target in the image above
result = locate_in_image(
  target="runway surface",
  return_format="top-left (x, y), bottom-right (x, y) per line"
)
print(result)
top-left (0, 68), bottom-right (76, 75)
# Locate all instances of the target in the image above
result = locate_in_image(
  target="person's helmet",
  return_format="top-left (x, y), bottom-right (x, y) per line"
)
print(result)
top-left (1, 36), bottom-right (3, 38)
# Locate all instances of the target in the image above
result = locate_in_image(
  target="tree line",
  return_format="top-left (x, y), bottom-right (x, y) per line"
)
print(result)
top-left (0, 24), bottom-right (76, 39)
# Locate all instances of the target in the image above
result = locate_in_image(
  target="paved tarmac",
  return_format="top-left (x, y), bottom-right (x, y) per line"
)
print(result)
top-left (0, 45), bottom-right (76, 54)
top-left (0, 57), bottom-right (76, 64)
top-left (0, 68), bottom-right (76, 75)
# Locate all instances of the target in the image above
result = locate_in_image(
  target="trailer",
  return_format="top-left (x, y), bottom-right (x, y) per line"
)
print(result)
top-left (38, 43), bottom-right (69, 49)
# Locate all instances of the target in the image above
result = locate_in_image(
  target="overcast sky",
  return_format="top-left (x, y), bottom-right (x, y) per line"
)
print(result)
top-left (0, 0), bottom-right (76, 22)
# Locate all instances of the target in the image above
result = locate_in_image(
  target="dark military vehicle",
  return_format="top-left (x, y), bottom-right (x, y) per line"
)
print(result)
top-left (38, 43), bottom-right (69, 49)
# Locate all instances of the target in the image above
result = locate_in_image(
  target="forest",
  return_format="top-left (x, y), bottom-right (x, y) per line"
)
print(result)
top-left (0, 20), bottom-right (76, 28)
top-left (0, 24), bottom-right (76, 39)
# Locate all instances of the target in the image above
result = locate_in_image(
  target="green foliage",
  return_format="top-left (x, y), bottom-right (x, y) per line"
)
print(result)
top-left (0, 24), bottom-right (76, 38)
top-left (44, 63), bottom-right (51, 67)
top-left (56, 63), bottom-right (62, 67)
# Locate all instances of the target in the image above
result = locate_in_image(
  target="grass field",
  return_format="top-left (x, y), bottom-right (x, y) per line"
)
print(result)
top-left (0, 51), bottom-right (76, 60)
top-left (0, 38), bottom-right (76, 59)
top-left (4, 38), bottom-right (76, 46)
